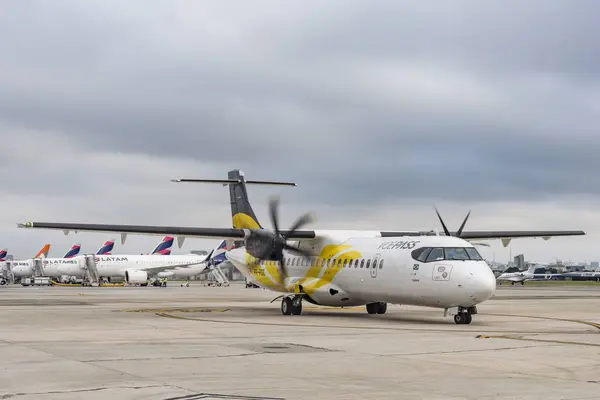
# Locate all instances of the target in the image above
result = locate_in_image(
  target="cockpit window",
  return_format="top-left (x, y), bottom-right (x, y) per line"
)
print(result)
top-left (426, 248), bottom-right (444, 262)
top-left (411, 246), bottom-right (484, 262)
top-left (465, 247), bottom-right (483, 260)
top-left (417, 248), bottom-right (432, 262)
top-left (444, 248), bottom-right (470, 260)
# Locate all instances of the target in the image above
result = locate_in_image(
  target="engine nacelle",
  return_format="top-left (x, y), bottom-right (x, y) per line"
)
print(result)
top-left (125, 269), bottom-right (148, 284)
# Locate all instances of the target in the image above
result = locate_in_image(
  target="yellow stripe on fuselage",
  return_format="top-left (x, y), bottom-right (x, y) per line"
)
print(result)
top-left (236, 228), bottom-right (362, 295)
top-left (244, 254), bottom-right (286, 291)
top-left (298, 246), bottom-right (361, 295)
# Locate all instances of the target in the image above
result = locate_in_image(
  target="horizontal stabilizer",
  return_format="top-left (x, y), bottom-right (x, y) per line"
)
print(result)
top-left (171, 178), bottom-right (296, 186)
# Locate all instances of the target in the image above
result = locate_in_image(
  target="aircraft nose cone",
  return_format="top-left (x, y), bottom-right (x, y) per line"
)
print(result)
top-left (469, 264), bottom-right (496, 302)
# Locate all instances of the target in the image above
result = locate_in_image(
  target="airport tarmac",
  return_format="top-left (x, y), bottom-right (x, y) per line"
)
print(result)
top-left (1, 283), bottom-right (599, 400)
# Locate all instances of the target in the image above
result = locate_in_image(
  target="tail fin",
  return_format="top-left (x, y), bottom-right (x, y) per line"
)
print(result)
top-left (63, 243), bottom-right (81, 258)
top-left (0, 249), bottom-right (7, 261)
top-left (207, 239), bottom-right (243, 266)
top-left (209, 240), bottom-right (230, 266)
top-left (34, 244), bottom-right (50, 259)
top-left (171, 169), bottom-right (296, 229)
top-left (152, 236), bottom-right (174, 255)
top-left (96, 239), bottom-right (115, 255)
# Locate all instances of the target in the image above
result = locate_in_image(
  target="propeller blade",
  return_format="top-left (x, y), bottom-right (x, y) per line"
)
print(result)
top-left (268, 196), bottom-right (280, 234)
top-left (456, 210), bottom-right (471, 237)
top-left (287, 212), bottom-right (315, 236)
top-left (434, 207), bottom-right (451, 237)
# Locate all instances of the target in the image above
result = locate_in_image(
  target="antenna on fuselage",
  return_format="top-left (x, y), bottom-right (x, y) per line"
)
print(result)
top-left (434, 207), bottom-right (471, 238)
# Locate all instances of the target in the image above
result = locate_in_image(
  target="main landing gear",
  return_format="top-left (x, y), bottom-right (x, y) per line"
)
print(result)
top-left (281, 295), bottom-right (303, 315)
top-left (366, 302), bottom-right (387, 314)
top-left (453, 306), bottom-right (475, 324)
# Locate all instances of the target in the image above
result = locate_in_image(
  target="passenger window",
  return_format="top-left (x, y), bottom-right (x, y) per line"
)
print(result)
top-left (354, 259), bottom-right (359, 268)
top-left (426, 248), bottom-right (444, 262)
top-left (366, 259), bottom-right (371, 269)
top-left (373, 260), bottom-right (378, 269)
top-left (379, 259), bottom-right (384, 269)
top-left (360, 259), bottom-right (364, 268)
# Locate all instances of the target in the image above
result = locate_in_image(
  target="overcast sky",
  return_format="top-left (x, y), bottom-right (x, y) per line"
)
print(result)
top-left (1, 1), bottom-right (599, 264)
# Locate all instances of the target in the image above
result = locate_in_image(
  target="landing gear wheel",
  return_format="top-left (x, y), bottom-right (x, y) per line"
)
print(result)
top-left (376, 302), bottom-right (387, 314)
top-left (366, 303), bottom-right (377, 314)
top-left (454, 312), bottom-right (472, 325)
top-left (520, 281), bottom-right (524, 285)
top-left (465, 313), bottom-right (472, 324)
top-left (291, 299), bottom-right (302, 315)
top-left (281, 297), bottom-right (293, 315)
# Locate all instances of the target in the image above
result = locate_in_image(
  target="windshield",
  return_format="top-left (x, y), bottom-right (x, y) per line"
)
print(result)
top-left (411, 247), bottom-right (484, 262)
top-left (444, 248), bottom-right (470, 260)
top-left (465, 247), bottom-right (483, 260)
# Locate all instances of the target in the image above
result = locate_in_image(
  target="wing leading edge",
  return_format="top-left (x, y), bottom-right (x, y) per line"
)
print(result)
top-left (18, 222), bottom-right (584, 244)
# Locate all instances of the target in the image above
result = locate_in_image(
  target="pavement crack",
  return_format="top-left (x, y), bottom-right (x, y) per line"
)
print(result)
top-left (383, 344), bottom-right (557, 357)
top-left (0, 385), bottom-right (167, 398)
top-left (88, 352), bottom-right (260, 362)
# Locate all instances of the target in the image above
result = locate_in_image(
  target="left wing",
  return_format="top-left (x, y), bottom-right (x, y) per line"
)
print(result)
top-left (16, 222), bottom-right (419, 242)
top-left (18, 222), bottom-right (585, 247)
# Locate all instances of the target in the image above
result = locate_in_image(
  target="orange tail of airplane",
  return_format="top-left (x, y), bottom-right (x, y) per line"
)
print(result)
top-left (33, 244), bottom-right (50, 259)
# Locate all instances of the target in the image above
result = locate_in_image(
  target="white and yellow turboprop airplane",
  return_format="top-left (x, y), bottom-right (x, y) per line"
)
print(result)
top-left (17, 170), bottom-right (585, 324)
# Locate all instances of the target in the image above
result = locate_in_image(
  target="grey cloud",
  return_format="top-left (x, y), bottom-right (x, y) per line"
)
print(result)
top-left (1, 0), bottom-right (600, 208)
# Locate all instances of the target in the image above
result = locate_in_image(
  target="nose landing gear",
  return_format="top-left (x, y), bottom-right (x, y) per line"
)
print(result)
top-left (453, 312), bottom-right (472, 324)
top-left (453, 306), bottom-right (474, 324)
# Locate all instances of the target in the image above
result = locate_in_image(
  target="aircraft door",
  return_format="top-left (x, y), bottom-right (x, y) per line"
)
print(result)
top-left (371, 253), bottom-right (381, 279)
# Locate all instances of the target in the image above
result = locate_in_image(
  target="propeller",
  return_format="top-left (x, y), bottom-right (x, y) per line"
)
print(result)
top-left (245, 196), bottom-right (315, 280)
top-left (434, 207), bottom-right (471, 238)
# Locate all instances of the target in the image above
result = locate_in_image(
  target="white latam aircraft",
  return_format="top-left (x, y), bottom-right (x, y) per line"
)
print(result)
top-left (17, 170), bottom-right (585, 324)
top-left (10, 241), bottom-right (112, 278)
top-left (55, 253), bottom-right (207, 284)
top-left (41, 236), bottom-right (206, 284)
top-left (10, 244), bottom-right (52, 278)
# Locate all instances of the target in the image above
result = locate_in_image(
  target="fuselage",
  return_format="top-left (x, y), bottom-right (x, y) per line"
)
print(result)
top-left (11, 258), bottom-right (68, 278)
top-left (226, 235), bottom-right (496, 309)
top-left (56, 254), bottom-right (207, 278)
